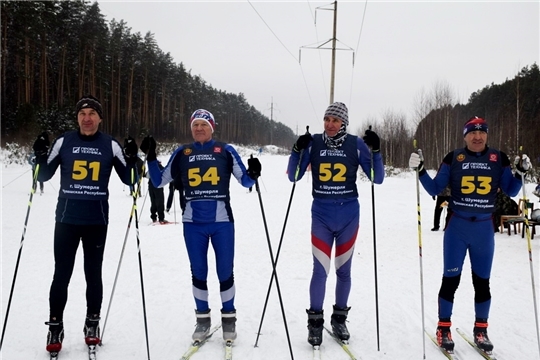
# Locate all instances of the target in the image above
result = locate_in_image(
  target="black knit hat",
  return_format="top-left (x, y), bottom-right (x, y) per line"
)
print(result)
top-left (76, 95), bottom-right (103, 119)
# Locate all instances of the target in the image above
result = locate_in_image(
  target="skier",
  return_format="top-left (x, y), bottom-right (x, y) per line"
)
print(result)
top-left (32, 95), bottom-right (139, 355)
top-left (142, 109), bottom-right (261, 343)
top-left (409, 116), bottom-right (528, 353)
top-left (287, 102), bottom-right (384, 346)
top-left (165, 182), bottom-right (175, 213)
top-left (148, 160), bottom-right (168, 224)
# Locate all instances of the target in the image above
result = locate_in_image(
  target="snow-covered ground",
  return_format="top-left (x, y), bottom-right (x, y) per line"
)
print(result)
top-left (2, 145), bottom-right (540, 359)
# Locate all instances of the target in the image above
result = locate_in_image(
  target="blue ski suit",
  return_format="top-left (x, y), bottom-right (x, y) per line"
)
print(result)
top-left (287, 134), bottom-right (384, 311)
top-left (148, 139), bottom-right (255, 312)
top-left (418, 147), bottom-right (522, 320)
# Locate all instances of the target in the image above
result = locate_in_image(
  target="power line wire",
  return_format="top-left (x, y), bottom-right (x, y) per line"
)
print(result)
top-left (349, 0), bottom-right (369, 110)
top-left (247, 0), bottom-right (319, 124)
top-left (247, 0), bottom-right (299, 63)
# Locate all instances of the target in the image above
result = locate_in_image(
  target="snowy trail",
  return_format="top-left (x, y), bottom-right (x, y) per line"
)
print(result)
top-left (2, 150), bottom-right (540, 359)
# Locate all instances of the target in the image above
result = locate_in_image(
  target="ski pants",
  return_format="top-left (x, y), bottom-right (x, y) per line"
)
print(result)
top-left (438, 215), bottom-right (494, 320)
top-left (149, 184), bottom-right (165, 222)
top-left (309, 198), bottom-right (359, 311)
top-left (183, 222), bottom-right (235, 312)
top-left (49, 222), bottom-right (108, 319)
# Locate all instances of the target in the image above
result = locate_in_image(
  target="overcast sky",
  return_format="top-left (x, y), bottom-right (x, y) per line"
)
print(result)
top-left (97, 1), bottom-right (539, 136)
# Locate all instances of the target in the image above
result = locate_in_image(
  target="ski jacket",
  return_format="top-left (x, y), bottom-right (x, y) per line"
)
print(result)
top-left (37, 130), bottom-right (134, 224)
top-left (148, 139), bottom-right (254, 223)
top-left (287, 133), bottom-right (384, 199)
top-left (419, 146), bottom-right (522, 220)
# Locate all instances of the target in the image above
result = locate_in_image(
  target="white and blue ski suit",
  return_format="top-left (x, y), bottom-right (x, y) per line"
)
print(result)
top-left (148, 139), bottom-right (255, 312)
top-left (287, 134), bottom-right (384, 311)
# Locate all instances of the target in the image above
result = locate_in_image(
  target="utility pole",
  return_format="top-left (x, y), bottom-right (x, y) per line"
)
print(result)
top-left (329, 1), bottom-right (337, 104)
top-left (300, 1), bottom-right (353, 105)
top-left (270, 97), bottom-right (274, 144)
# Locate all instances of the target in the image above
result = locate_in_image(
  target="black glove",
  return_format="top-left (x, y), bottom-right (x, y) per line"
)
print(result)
top-left (363, 129), bottom-right (380, 152)
top-left (247, 156), bottom-right (262, 180)
top-left (33, 131), bottom-right (50, 159)
top-left (293, 134), bottom-right (312, 153)
top-left (140, 135), bottom-right (157, 162)
top-left (123, 136), bottom-right (138, 163)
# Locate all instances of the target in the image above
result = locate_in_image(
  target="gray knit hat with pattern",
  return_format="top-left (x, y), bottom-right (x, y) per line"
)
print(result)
top-left (324, 102), bottom-right (348, 126)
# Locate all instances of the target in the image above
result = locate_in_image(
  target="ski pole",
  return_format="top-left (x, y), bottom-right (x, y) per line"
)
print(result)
top-left (0, 164), bottom-right (40, 351)
top-left (517, 149), bottom-right (540, 357)
top-left (100, 160), bottom-right (148, 345)
top-left (254, 126), bottom-right (310, 350)
top-left (368, 126), bottom-right (381, 351)
top-left (252, 172), bottom-right (294, 359)
top-left (130, 166), bottom-right (152, 360)
top-left (414, 142), bottom-right (427, 359)
top-left (2, 168), bottom-right (31, 188)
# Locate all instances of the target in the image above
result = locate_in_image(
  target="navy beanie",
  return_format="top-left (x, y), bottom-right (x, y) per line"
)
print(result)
top-left (463, 116), bottom-right (488, 137)
top-left (76, 95), bottom-right (103, 119)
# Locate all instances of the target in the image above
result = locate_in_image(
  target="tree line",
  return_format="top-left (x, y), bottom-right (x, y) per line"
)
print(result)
top-left (0, 0), bottom-right (296, 148)
top-left (357, 65), bottom-right (539, 174)
top-left (1, 1), bottom-right (538, 173)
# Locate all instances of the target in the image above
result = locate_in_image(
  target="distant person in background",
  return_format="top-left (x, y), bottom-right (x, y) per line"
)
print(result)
top-left (533, 179), bottom-right (540, 202)
top-left (493, 189), bottom-right (519, 231)
top-left (287, 101), bottom-right (384, 347)
top-left (32, 95), bottom-right (138, 356)
top-left (148, 160), bottom-right (168, 224)
top-left (141, 109), bottom-right (261, 343)
top-left (28, 153), bottom-right (45, 194)
top-left (431, 186), bottom-right (451, 231)
top-left (409, 116), bottom-right (528, 354)
top-left (166, 183), bottom-right (175, 213)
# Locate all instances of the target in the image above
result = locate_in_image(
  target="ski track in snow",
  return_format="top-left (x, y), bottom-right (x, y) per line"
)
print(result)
top-left (2, 147), bottom-right (539, 359)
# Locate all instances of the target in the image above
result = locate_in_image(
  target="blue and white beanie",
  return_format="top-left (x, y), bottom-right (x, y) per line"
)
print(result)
top-left (190, 109), bottom-right (216, 133)
top-left (324, 102), bottom-right (349, 126)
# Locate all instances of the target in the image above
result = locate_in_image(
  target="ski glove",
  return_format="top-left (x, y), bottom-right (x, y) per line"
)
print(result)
top-left (515, 154), bottom-right (532, 176)
top-left (123, 136), bottom-right (138, 164)
top-left (247, 157), bottom-right (262, 180)
top-left (409, 152), bottom-right (425, 173)
top-left (32, 131), bottom-right (50, 161)
top-left (140, 135), bottom-right (157, 162)
top-left (363, 129), bottom-right (380, 152)
top-left (293, 134), bottom-right (313, 153)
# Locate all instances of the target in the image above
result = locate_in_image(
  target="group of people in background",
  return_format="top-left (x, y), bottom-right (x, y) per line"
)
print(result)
top-left (28, 95), bottom-right (533, 357)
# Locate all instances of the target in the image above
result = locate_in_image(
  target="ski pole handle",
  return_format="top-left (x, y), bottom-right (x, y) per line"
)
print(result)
top-left (417, 149), bottom-right (424, 162)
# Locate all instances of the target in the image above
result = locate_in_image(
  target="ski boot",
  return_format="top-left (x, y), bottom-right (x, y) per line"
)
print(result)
top-left (192, 309), bottom-right (211, 342)
top-left (473, 319), bottom-right (494, 352)
top-left (331, 305), bottom-right (351, 341)
top-left (45, 319), bottom-right (64, 353)
top-left (221, 310), bottom-right (237, 342)
top-left (307, 309), bottom-right (324, 346)
top-left (83, 314), bottom-right (101, 345)
top-left (436, 319), bottom-right (454, 352)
